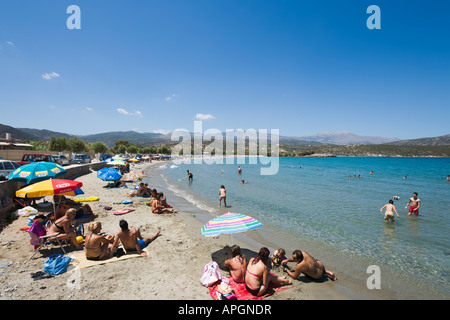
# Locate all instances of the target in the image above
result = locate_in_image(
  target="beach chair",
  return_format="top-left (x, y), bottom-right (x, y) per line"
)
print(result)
top-left (25, 220), bottom-right (67, 263)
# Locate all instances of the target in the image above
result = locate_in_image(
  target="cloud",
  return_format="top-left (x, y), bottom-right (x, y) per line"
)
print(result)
top-left (117, 108), bottom-right (142, 117)
top-left (165, 94), bottom-right (179, 102)
top-left (195, 113), bottom-right (215, 120)
top-left (6, 41), bottom-right (15, 47)
top-left (42, 72), bottom-right (60, 80)
top-left (85, 107), bottom-right (93, 112)
top-left (153, 129), bottom-right (172, 135)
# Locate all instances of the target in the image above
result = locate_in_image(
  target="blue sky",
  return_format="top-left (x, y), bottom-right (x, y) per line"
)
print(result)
top-left (0, 0), bottom-right (449, 140)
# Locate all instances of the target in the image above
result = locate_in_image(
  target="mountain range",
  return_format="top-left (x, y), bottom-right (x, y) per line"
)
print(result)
top-left (1, 123), bottom-right (449, 147)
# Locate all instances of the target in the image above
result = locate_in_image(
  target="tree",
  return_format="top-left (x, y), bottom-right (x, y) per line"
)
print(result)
top-left (91, 142), bottom-right (108, 154)
top-left (115, 140), bottom-right (130, 149)
top-left (117, 145), bottom-right (126, 154)
top-left (127, 145), bottom-right (138, 154)
top-left (49, 136), bottom-right (68, 152)
top-left (157, 146), bottom-right (171, 154)
top-left (68, 137), bottom-right (87, 153)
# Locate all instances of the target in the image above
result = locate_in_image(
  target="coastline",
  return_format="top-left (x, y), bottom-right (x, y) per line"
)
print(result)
top-left (0, 160), bottom-right (353, 300)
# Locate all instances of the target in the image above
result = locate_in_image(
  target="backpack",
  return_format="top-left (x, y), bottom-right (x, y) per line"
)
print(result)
top-left (200, 261), bottom-right (222, 287)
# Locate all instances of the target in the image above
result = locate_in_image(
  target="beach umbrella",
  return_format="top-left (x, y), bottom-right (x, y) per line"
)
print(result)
top-left (15, 179), bottom-right (83, 198)
top-left (103, 158), bottom-right (113, 163)
top-left (97, 167), bottom-right (122, 181)
top-left (201, 212), bottom-right (263, 245)
top-left (108, 160), bottom-right (127, 166)
top-left (8, 162), bottom-right (66, 183)
top-left (121, 171), bottom-right (143, 182)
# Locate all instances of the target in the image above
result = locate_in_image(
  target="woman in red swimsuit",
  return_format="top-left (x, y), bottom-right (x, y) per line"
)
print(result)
top-left (244, 247), bottom-right (292, 296)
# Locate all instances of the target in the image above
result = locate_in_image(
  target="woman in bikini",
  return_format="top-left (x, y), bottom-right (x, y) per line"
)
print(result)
top-left (46, 208), bottom-right (83, 250)
top-left (245, 247), bottom-right (292, 297)
top-left (85, 222), bottom-right (115, 260)
top-left (224, 245), bottom-right (247, 283)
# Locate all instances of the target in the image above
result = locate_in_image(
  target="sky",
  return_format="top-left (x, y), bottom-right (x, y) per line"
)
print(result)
top-left (0, 0), bottom-right (449, 140)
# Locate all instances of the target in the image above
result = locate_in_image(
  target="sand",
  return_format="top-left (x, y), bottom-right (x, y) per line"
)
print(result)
top-left (0, 161), bottom-right (352, 301)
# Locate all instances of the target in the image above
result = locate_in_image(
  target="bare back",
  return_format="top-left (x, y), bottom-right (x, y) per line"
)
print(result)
top-left (117, 228), bottom-right (140, 250)
top-left (295, 251), bottom-right (324, 279)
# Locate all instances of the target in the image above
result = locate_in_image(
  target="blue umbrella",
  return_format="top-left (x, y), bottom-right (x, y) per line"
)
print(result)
top-left (8, 162), bottom-right (66, 183)
top-left (97, 167), bottom-right (122, 181)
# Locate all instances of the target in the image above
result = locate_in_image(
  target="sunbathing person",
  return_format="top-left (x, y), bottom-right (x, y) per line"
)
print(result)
top-left (281, 249), bottom-right (337, 281)
top-left (224, 245), bottom-right (247, 283)
top-left (136, 183), bottom-right (151, 197)
top-left (53, 194), bottom-right (77, 205)
top-left (151, 196), bottom-right (177, 214)
top-left (85, 221), bottom-right (115, 260)
top-left (46, 208), bottom-right (83, 250)
top-left (158, 192), bottom-right (171, 208)
top-left (112, 220), bottom-right (160, 257)
top-left (245, 247), bottom-right (292, 296)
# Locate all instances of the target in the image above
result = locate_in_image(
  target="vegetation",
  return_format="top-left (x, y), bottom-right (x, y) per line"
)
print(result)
top-left (25, 135), bottom-right (450, 158)
top-left (280, 144), bottom-right (450, 157)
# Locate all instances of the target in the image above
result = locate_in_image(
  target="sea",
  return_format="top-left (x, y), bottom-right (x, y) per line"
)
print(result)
top-left (143, 156), bottom-right (450, 300)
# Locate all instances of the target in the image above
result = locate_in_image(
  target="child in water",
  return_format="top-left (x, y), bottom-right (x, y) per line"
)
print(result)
top-left (380, 199), bottom-right (400, 223)
top-left (218, 185), bottom-right (227, 207)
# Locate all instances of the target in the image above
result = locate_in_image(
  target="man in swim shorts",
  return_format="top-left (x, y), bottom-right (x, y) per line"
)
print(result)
top-left (112, 220), bottom-right (160, 257)
top-left (405, 192), bottom-right (421, 216)
top-left (281, 250), bottom-right (337, 281)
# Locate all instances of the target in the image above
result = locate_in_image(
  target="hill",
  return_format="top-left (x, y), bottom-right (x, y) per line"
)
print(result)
top-left (384, 134), bottom-right (450, 146)
top-left (297, 131), bottom-right (400, 145)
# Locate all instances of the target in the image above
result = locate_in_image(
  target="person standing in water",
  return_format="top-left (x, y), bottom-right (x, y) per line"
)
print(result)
top-left (187, 170), bottom-right (193, 181)
top-left (405, 192), bottom-right (421, 216)
top-left (238, 166), bottom-right (242, 174)
top-left (380, 199), bottom-right (400, 224)
top-left (218, 185), bottom-right (227, 207)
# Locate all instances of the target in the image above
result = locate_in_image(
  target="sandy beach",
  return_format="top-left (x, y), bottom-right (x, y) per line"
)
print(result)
top-left (0, 161), bottom-right (354, 301)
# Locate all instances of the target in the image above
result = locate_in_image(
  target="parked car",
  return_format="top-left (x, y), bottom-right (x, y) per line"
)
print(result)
top-left (53, 155), bottom-right (70, 166)
top-left (99, 153), bottom-right (112, 161)
top-left (0, 160), bottom-right (21, 180)
top-left (16, 154), bottom-right (58, 166)
top-left (70, 154), bottom-right (91, 164)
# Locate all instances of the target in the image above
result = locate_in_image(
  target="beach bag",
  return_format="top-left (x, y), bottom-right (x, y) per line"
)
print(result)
top-left (200, 261), bottom-right (222, 287)
top-left (18, 206), bottom-right (38, 217)
top-left (43, 254), bottom-right (71, 275)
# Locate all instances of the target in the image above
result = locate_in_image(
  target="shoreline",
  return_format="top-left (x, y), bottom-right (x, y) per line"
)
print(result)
top-left (151, 161), bottom-right (385, 300)
top-left (0, 160), bottom-right (353, 300)
top-left (2, 159), bottom-right (445, 300)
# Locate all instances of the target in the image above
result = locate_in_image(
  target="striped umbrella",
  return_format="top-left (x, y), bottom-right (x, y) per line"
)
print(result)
top-left (201, 212), bottom-right (263, 245)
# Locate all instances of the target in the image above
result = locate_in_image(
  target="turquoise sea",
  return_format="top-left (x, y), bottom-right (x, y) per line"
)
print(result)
top-left (148, 157), bottom-right (450, 299)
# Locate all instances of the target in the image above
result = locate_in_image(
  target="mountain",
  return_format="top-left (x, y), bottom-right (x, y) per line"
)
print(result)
top-left (297, 131), bottom-right (400, 145)
top-left (3, 123), bottom-right (447, 148)
top-left (80, 131), bottom-right (169, 147)
top-left (0, 123), bottom-right (38, 141)
top-left (18, 127), bottom-right (75, 141)
top-left (383, 134), bottom-right (450, 146)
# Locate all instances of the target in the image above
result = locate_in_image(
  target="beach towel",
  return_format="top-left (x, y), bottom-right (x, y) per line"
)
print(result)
top-left (113, 208), bottom-right (135, 215)
top-left (70, 247), bottom-right (148, 269)
top-left (208, 273), bottom-right (293, 300)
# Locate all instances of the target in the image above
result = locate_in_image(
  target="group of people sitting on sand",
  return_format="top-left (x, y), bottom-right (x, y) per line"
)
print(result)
top-left (84, 219), bottom-right (160, 260)
top-left (223, 245), bottom-right (337, 297)
top-left (44, 207), bottom-right (160, 259)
